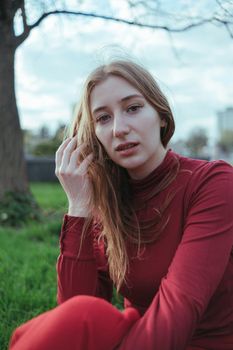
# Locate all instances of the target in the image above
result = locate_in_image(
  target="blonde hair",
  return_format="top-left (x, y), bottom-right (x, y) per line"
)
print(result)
top-left (69, 60), bottom-right (176, 291)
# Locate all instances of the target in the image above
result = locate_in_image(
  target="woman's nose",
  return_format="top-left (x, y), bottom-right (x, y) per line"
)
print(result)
top-left (113, 115), bottom-right (130, 138)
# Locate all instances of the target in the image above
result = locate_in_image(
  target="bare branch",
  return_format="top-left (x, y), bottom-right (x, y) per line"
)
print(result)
top-left (8, 1), bottom-right (233, 47)
top-left (14, 2), bottom-right (30, 47)
top-left (216, 0), bottom-right (233, 17)
top-left (28, 9), bottom-right (218, 33)
top-left (166, 31), bottom-right (186, 65)
top-left (21, 1), bottom-right (27, 30)
top-left (225, 22), bottom-right (233, 37)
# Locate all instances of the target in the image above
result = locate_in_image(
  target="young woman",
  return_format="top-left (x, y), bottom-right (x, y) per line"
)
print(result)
top-left (10, 60), bottom-right (233, 350)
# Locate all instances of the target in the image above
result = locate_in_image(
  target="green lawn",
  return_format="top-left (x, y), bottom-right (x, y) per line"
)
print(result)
top-left (0, 182), bottom-right (122, 350)
top-left (30, 182), bottom-right (68, 213)
top-left (0, 183), bottom-right (65, 349)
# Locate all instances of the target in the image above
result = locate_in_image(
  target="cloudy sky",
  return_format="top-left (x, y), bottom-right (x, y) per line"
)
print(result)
top-left (15, 0), bottom-right (233, 144)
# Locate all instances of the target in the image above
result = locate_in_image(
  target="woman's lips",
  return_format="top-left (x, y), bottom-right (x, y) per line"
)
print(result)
top-left (115, 142), bottom-right (139, 151)
top-left (115, 143), bottom-right (139, 156)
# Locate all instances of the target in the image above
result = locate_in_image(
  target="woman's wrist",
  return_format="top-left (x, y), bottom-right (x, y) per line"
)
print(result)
top-left (68, 204), bottom-right (90, 217)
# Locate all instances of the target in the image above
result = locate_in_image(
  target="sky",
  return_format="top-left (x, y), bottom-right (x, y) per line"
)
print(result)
top-left (15, 0), bottom-right (233, 145)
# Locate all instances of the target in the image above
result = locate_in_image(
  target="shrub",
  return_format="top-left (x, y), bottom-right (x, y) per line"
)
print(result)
top-left (0, 191), bottom-right (41, 227)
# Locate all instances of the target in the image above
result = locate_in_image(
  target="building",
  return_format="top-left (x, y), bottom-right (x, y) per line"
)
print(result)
top-left (217, 107), bottom-right (233, 135)
top-left (215, 107), bottom-right (233, 163)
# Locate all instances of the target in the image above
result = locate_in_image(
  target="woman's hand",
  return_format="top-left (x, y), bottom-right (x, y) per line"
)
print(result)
top-left (55, 137), bottom-right (93, 217)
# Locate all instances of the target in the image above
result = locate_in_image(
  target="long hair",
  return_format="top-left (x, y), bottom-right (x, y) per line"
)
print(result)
top-left (69, 60), bottom-right (176, 291)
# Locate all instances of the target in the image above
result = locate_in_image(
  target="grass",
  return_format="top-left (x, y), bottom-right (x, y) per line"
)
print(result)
top-left (0, 182), bottom-right (65, 349)
top-left (0, 182), bottom-right (123, 350)
top-left (30, 182), bottom-right (68, 213)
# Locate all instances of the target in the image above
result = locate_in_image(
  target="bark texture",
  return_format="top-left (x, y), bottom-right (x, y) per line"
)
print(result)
top-left (0, 1), bottom-right (29, 199)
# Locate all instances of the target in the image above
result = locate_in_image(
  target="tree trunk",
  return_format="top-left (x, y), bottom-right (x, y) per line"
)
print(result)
top-left (0, 41), bottom-right (29, 200)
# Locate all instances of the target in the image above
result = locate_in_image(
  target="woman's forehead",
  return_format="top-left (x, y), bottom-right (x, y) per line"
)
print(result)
top-left (90, 76), bottom-right (143, 112)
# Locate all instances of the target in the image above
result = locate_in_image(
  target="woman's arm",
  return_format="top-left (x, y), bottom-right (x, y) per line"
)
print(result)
top-left (119, 161), bottom-right (233, 349)
top-left (56, 215), bottom-right (113, 304)
top-left (54, 138), bottom-right (113, 303)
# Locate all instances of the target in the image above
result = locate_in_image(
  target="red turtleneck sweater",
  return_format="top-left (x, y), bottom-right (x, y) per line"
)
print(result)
top-left (57, 150), bottom-right (233, 350)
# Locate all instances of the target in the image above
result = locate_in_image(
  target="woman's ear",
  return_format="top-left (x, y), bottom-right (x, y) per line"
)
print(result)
top-left (160, 119), bottom-right (167, 127)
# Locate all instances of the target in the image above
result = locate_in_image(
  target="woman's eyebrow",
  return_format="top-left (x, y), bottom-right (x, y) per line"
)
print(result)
top-left (92, 94), bottom-right (144, 115)
top-left (121, 94), bottom-right (144, 102)
top-left (92, 105), bottom-right (108, 115)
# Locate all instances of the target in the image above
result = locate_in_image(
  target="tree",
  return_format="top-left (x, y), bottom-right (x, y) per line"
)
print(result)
top-left (0, 0), bottom-right (232, 202)
top-left (185, 128), bottom-right (209, 158)
top-left (31, 124), bottom-right (66, 157)
top-left (38, 125), bottom-right (50, 139)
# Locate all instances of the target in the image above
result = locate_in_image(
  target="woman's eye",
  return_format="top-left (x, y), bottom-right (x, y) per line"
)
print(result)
top-left (127, 105), bottom-right (142, 113)
top-left (96, 114), bottom-right (111, 123)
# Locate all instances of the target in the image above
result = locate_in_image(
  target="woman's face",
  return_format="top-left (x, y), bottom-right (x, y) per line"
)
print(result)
top-left (90, 75), bottom-right (167, 179)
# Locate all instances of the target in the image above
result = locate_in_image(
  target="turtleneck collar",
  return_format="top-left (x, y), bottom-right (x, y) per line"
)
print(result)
top-left (128, 149), bottom-right (178, 199)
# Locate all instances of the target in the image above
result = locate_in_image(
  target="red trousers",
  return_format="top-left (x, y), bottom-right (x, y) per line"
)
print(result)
top-left (9, 296), bottom-right (140, 350)
top-left (9, 296), bottom-right (209, 350)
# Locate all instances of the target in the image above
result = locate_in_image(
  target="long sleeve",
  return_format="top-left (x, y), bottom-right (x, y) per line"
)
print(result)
top-left (119, 161), bottom-right (233, 349)
top-left (56, 215), bottom-right (113, 305)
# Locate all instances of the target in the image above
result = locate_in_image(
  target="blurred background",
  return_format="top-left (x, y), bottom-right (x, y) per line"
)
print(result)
top-left (0, 1), bottom-right (232, 348)
top-left (2, 0), bottom-right (233, 189)
top-left (19, 1), bottom-right (233, 182)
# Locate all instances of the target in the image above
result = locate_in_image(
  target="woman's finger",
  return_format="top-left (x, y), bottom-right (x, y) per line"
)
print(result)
top-left (77, 153), bottom-right (94, 176)
top-left (68, 144), bottom-right (86, 169)
top-left (59, 137), bottom-right (79, 170)
top-left (55, 137), bottom-right (72, 170)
